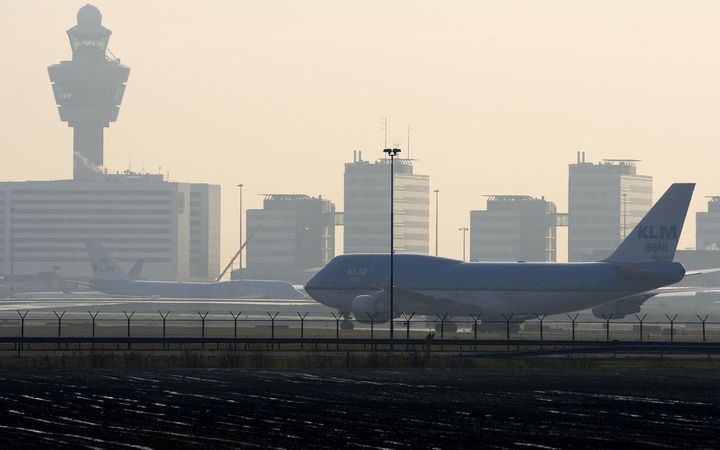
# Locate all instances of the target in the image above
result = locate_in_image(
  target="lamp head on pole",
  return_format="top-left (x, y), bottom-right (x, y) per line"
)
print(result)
top-left (383, 148), bottom-right (401, 157)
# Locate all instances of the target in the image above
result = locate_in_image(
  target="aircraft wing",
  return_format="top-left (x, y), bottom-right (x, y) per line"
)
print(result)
top-left (684, 267), bottom-right (720, 276)
top-left (592, 286), bottom-right (720, 319)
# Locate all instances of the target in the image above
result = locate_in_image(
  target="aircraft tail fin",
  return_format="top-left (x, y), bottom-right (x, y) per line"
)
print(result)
top-left (85, 240), bottom-right (131, 281)
top-left (604, 183), bottom-right (694, 264)
top-left (128, 259), bottom-right (144, 280)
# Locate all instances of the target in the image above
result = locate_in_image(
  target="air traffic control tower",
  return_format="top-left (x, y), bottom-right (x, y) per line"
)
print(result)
top-left (48, 4), bottom-right (130, 180)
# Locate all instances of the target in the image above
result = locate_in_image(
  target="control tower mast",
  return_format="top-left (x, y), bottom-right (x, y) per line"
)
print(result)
top-left (48, 4), bottom-right (130, 180)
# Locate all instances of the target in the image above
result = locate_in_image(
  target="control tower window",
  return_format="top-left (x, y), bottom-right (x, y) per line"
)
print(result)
top-left (69, 35), bottom-right (108, 52)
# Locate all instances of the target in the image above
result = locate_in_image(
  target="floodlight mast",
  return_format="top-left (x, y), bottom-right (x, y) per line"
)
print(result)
top-left (383, 147), bottom-right (401, 341)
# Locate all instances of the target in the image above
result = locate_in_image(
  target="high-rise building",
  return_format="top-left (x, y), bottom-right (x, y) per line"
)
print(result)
top-left (568, 152), bottom-right (652, 261)
top-left (697, 197), bottom-right (720, 251)
top-left (189, 184), bottom-right (221, 280)
top-left (344, 151), bottom-right (429, 254)
top-left (470, 195), bottom-right (558, 262)
top-left (47, 4), bottom-right (130, 180)
top-left (246, 194), bottom-right (335, 283)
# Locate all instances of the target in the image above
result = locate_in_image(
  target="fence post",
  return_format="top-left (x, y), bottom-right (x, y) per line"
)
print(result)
top-left (88, 311), bottom-right (99, 351)
top-left (600, 313), bottom-right (613, 342)
top-left (159, 311), bottom-right (170, 350)
top-left (697, 314), bottom-right (709, 343)
top-left (267, 312), bottom-right (279, 350)
top-left (17, 310), bottom-right (28, 352)
top-left (298, 312), bottom-right (309, 349)
top-left (366, 312), bottom-right (379, 342)
top-left (534, 314), bottom-right (546, 348)
top-left (53, 310), bottom-right (65, 349)
top-left (666, 313), bottom-right (678, 342)
top-left (123, 311), bottom-right (134, 349)
top-left (566, 313), bottom-right (579, 344)
top-left (197, 311), bottom-right (209, 349)
top-left (502, 313), bottom-right (514, 341)
top-left (469, 313), bottom-right (482, 351)
top-left (330, 312), bottom-right (342, 350)
top-left (634, 313), bottom-right (647, 342)
top-left (229, 311), bottom-right (242, 339)
top-left (402, 312), bottom-right (414, 351)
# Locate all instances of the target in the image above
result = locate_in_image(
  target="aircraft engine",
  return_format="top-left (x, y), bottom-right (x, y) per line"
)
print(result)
top-left (351, 294), bottom-right (390, 323)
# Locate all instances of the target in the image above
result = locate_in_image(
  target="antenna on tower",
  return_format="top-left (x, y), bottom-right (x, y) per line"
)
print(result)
top-left (380, 116), bottom-right (388, 148)
top-left (407, 125), bottom-right (414, 160)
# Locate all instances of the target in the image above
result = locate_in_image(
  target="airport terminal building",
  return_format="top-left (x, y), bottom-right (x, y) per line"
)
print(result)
top-left (0, 175), bottom-right (220, 281)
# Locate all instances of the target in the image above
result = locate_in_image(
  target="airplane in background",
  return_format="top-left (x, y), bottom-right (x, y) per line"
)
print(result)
top-left (305, 183), bottom-right (719, 331)
top-left (83, 240), bottom-right (307, 300)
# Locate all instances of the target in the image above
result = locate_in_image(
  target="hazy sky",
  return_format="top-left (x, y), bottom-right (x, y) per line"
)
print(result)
top-left (2, 1), bottom-right (720, 263)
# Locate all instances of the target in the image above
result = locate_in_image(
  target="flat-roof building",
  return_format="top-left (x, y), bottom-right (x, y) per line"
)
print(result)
top-left (568, 153), bottom-right (652, 261)
top-left (697, 197), bottom-right (720, 251)
top-left (246, 194), bottom-right (335, 283)
top-left (0, 174), bottom-right (220, 281)
top-left (344, 151), bottom-right (429, 254)
top-left (470, 195), bottom-right (558, 262)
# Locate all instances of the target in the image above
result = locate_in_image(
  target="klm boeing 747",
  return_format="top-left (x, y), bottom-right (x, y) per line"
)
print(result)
top-left (305, 183), bottom-right (714, 330)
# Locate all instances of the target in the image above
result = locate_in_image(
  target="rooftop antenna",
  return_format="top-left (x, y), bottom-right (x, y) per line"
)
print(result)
top-left (381, 116), bottom-right (388, 149)
top-left (407, 125), bottom-right (414, 160)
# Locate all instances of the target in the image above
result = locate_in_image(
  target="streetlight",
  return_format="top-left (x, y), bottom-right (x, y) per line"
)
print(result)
top-left (433, 189), bottom-right (439, 256)
top-left (383, 147), bottom-right (401, 341)
top-left (237, 184), bottom-right (244, 272)
top-left (459, 227), bottom-right (469, 261)
top-left (622, 192), bottom-right (628, 239)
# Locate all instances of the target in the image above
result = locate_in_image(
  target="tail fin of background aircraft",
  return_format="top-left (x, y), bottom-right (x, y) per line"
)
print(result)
top-left (604, 183), bottom-right (694, 263)
top-left (127, 259), bottom-right (144, 280)
top-left (85, 240), bottom-right (131, 281)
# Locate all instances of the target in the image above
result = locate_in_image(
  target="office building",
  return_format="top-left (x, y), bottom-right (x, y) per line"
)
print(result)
top-left (568, 152), bottom-right (652, 261)
top-left (344, 151), bottom-right (429, 254)
top-left (697, 197), bottom-right (720, 251)
top-left (470, 195), bottom-right (558, 262)
top-left (246, 194), bottom-right (335, 283)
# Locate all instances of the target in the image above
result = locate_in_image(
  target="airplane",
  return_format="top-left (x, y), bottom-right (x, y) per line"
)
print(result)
top-left (305, 183), bottom-right (718, 331)
top-left (83, 240), bottom-right (307, 299)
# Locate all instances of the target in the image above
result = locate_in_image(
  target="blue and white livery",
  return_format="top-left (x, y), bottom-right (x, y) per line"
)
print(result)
top-left (306, 183), bottom-right (706, 325)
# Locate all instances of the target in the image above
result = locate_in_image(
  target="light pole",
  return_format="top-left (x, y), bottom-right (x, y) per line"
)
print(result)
top-left (459, 227), bottom-right (469, 261)
top-left (9, 207), bottom-right (14, 296)
top-left (383, 147), bottom-right (401, 341)
top-left (238, 184), bottom-right (244, 272)
top-left (622, 192), bottom-right (628, 239)
top-left (434, 189), bottom-right (439, 256)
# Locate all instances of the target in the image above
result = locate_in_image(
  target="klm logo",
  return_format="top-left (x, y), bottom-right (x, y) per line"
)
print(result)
top-left (347, 268), bottom-right (368, 277)
top-left (93, 263), bottom-right (116, 273)
top-left (636, 225), bottom-right (677, 253)
top-left (637, 226), bottom-right (678, 240)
